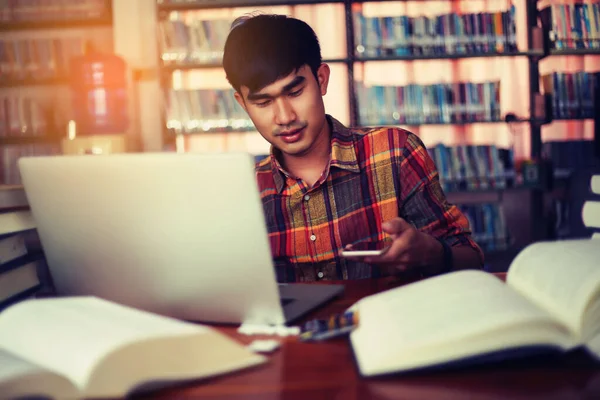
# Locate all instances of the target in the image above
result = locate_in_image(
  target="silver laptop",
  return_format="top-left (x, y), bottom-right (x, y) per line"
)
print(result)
top-left (18, 152), bottom-right (343, 326)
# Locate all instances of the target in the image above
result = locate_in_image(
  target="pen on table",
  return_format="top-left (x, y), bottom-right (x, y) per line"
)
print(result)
top-left (298, 310), bottom-right (359, 342)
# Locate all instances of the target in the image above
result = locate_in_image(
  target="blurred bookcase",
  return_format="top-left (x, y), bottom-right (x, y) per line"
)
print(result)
top-left (0, 0), bottom-right (114, 186)
top-left (155, 0), bottom-right (600, 265)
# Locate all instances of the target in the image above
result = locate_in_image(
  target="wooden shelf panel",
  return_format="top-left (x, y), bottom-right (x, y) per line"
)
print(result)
top-left (0, 77), bottom-right (70, 88)
top-left (158, 0), bottom-right (343, 12)
top-left (356, 51), bottom-right (544, 62)
top-left (548, 48), bottom-right (600, 56)
top-left (0, 136), bottom-right (62, 146)
top-left (161, 58), bottom-right (349, 72)
top-left (0, 15), bottom-right (112, 31)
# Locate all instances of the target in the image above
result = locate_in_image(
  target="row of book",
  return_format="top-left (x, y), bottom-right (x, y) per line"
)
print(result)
top-left (427, 144), bottom-right (514, 193)
top-left (541, 71), bottom-right (600, 120)
top-left (0, 0), bottom-right (107, 22)
top-left (353, 7), bottom-right (518, 58)
top-left (0, 96), bottom-right (51, 138)
top-left (458, 203), bottom-right (510, 253)
top-left (166, 88), bottom-right (254, 133)
top-left (1, 144), bottom-right (60, 185)
top-left (539, 3), bottom-right (600, 50)
top-left (159, 18), bottom-right (231, 65)
top-left (0, 222), bottom-right (45, 312)
top-left (356, 81), bottom-right (501, 126)
top-left (0, 38), bottom-right (85, 83)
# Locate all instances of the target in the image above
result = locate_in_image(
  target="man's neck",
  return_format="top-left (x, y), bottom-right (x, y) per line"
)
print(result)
top-left (281, 119), bottom-right (331, 187)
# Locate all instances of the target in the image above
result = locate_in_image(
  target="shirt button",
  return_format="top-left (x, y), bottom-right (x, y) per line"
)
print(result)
top-left (310, 234), bottom-right (317, 241)
top-left (304, 194), bottom-right (310, 201)
top-left (317, 272), bottom-right (324, 279)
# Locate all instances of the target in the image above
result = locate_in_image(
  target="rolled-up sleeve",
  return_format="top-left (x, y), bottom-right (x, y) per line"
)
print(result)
top-left (399, 133), bottom-right (484, 266)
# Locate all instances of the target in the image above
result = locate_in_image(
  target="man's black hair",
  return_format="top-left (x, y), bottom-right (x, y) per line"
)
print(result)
top-left (223, 14), bottom-right (322, 94)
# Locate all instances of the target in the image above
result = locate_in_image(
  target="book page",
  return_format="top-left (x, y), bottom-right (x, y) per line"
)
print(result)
top-left (0, 297), bottom-right (209, 392)
top-left (506, 239), bottom-right (600, 336)
top-left (0, 348), bottom-right (77, 399)
top-left (350, 270), bottom-right (572, 376)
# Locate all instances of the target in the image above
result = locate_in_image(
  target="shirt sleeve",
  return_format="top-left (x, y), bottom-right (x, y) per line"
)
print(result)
top-left (398, 132), bottom-right (484, 266)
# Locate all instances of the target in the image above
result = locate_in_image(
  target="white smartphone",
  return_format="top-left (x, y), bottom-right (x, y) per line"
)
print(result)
top-left (340, 242), bottom-right (391, 258)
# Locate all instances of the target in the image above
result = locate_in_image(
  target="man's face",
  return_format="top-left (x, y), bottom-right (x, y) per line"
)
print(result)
top-left (234, 64), bottom-right (330, 157)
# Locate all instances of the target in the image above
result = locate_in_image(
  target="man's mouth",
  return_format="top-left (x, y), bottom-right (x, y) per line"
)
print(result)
top-left (277, 126), bottom-right (305, 144)
top-left (277, 127), bottom-right (304, 137)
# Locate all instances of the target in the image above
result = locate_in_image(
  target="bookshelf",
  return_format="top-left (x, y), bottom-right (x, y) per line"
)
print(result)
top-left (0, 0), bottom-right (114, 186)
top-left (155, 0), bottom-right (600, 260)
top-left (156, 0), bottom-right (550, 143)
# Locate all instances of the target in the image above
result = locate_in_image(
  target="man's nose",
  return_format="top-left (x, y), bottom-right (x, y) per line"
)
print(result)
top-left (274, 98), bottom-right (296, 126)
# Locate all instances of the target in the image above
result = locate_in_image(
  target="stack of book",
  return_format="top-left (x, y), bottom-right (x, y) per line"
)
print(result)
top-left (0, 210), bottom-right (45, 311)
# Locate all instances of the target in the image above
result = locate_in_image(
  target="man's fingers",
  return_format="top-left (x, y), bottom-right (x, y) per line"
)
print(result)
top-left (364, 236), bottom-right (409, 264)
top-left (382, 218), bottom-right (413, 235)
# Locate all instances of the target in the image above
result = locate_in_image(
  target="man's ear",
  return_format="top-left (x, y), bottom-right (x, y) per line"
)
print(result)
top-left (317, 63), bottom-right (331, 96)
top-left (234, 91), bottom-right (247, 111)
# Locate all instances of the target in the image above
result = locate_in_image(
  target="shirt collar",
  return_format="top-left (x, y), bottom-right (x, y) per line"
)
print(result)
top-left (270, 115), bottom-right (360, 193)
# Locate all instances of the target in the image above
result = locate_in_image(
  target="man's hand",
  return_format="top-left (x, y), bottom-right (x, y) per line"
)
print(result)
top-left (363, 218), bottom-right (444, 274)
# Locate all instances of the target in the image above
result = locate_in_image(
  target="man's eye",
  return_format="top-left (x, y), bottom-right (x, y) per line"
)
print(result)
top-left (256, 100), bottom-right (271, 107)
top-left (289, 89), bottom-right (303, 97)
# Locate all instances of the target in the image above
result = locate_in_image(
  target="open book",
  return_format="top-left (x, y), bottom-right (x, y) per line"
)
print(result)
top-left (0, 296), bottom-right (266, 399)
top-left (349, 238), bottom-right (600, 377)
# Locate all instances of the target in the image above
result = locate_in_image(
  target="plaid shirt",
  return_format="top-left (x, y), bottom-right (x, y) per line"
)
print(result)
top-left (255, 115), bottom-right (483, 282)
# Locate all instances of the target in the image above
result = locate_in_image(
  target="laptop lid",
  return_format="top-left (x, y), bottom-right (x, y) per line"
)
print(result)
top-left (18, 152), bottom-right (287, 325)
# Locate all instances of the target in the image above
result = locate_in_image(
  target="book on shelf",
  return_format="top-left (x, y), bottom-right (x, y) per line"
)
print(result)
top-left (539, 2), bottom-right (600, 51)
top-left (348, 238), bottom-right (600, 377)
top-left (0, 296), bottom-right (266, 399)
top-left (0, 37), bottom-right (85, 84)
top-left (166, 88), bottom-right (254, 134)
top-left (159, 18), bottom-right (231, 65)
top-left (457, 203), bottom-right (509, 253)
top-left (352, 5), bottom-right (518, 58)
top-left (427, 143), bottom-right (514, 192)
top-left (356, 81), bottom-right (501, 127)
top-left (1, 95), bottom-right (50, 138)
top-left (541, 71), bottom-right (600, 120)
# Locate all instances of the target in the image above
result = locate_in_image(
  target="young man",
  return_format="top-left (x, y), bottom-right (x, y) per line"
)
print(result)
top-left (223, 14), bottom-right (483, 282)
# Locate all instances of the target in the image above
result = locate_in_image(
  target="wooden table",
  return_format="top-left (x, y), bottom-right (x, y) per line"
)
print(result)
top-left (141, 273), bottom-right (600, 400)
